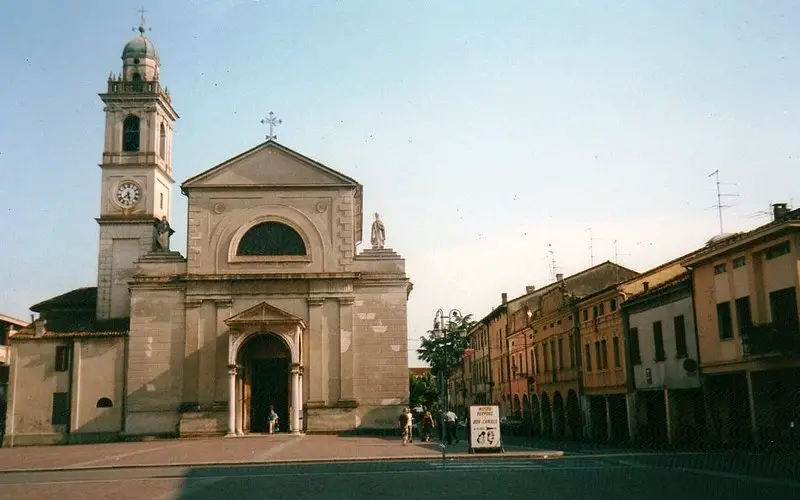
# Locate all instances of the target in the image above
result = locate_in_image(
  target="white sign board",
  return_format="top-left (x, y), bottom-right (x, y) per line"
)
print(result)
top-left (469, 405), bottom-right (501, 450)
top-left (0, 345), bottom-right (9, 365)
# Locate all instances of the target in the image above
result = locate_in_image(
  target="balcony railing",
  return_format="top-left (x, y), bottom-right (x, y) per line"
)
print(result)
top-left (740, 322), bottom-right (800, 357)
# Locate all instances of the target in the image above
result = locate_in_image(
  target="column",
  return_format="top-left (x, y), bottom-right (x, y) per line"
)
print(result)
top-left (626, 392), bottom-right (638, 444)
top-left (664, 389), bottom-right (674, 445)
top-left (291, 364), bottom-right (301, 434)
top-left (226, 364), bottom-right (237, 436)
top-left (745, 371), bottom-right (760, 446)
top-left (307, 298), bottom-right (325, 406)
top-left (605, 396), bottom-right (613, 442)
top-left (339, 297), bottom-right (356, 404)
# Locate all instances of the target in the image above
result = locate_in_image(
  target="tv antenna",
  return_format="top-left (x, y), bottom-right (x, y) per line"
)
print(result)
top-left (586, 228), bottom-right (595, 266)
top-left (708, 170), bottom-right (739, 234)
top-left (613, 239), bottom-right (631, 265)
top-left (546, 243), bottom-right (560, 282)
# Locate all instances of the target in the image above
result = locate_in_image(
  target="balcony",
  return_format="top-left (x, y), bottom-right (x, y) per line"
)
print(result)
top-left (741, 322), bottom-right (800, 357)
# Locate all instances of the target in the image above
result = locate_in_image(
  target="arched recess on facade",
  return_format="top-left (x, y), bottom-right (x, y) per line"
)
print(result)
top-left (522, 394), bottom-right (530, 417)
top-left (213, 206), bottom-right (327, 273)
top-left (566, 390), bottom-right (581, 439)
top-left (553, 391), bottom-right (566, 438)
top-left (512, 394), bottom-right (521, 417)
top-left (541, 393), bottom-right (552, 438)
top-left (235, 332), bottom-right (293, 434)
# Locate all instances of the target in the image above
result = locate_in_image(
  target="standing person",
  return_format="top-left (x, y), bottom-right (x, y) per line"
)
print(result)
top-left (399, 408), bottom-right (413, 445)
top-left (422, 410), bottom-right (435, 442)
top-left (445, 408), bottom-right (458, 445)
top-left (268, 405), bottom-right (278, 434)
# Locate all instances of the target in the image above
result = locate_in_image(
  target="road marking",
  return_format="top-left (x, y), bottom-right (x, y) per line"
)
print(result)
top-left (67, 441), bottom-right (197, 468)
top-left (616, 460), bottom-right (800, 488)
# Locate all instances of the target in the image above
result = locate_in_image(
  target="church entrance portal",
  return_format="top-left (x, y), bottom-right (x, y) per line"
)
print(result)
top-left (238, 334), bottom-right (291, 434)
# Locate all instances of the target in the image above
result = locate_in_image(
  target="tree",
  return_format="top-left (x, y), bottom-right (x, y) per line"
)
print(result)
top-left (409, 372), bottom-right (439, 411)
top-left (416, 311), bottom-right (476, 380)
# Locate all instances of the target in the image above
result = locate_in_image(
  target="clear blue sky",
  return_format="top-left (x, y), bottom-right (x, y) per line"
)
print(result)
top-left (2, 1), bottom-right (799, 366)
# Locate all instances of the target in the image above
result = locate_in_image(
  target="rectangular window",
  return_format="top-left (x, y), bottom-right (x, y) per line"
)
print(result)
top-left (769, 287), bottom-right (799, 331)
top-left (610, 299), bottom-right (617, 312)
top-left (717, 302), bottom-right (734, 339)
top-left (598, 303), bottom-right (605, 316)
top-left (594, 341), bottom-right (602, 370)
top-left (653, 321), bottom-right (666, 361)
top-left (542, 344), bottom-right (549, 371)
top-left (612, 337), bottom-right (621, 367)
top-left (630, 327), bottom-right (642, 365)
top-left (582, 309), bottom-right (588, 321)
top-left (593, 305), bottom-right (599, 318)
top-left (765, 241), bottom-right (791, 260)
top-left (55, 345), bottom-right (70, 372)
top-left (159, 192), bottom-right (164, 209)
top-left (714, 263), bottom-right (727, 275)
top-left (733, 256), bottom-right (746, 268)
top-left (584, 343), bottom-right (592, 371)
top-left (674, 315), bottom-right (688, 358)
top-left (550, 341), bottom-right (556, 371)
top-left (600, 339), bottom-right (608, 369)
top-left (51, 392), bottom-right (69, 425)
top-left (735, 297), bottom-right (753, 334)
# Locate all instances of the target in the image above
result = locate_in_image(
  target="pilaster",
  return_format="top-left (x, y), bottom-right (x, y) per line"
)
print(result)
top-left (215, 299), bottom-right (233, 402)
top-left (338, 297), bottom-right (356, 405)
top-left (183, 299), bottom-right (202, 405)
top-left (306, 297), bottom-right (326, 407)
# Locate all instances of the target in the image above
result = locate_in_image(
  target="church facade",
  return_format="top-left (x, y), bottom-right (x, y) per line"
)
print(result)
top-left (3, 25), bottom-right (411, 446)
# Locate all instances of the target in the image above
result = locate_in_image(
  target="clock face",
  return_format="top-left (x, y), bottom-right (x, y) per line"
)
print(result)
top-left (115, 181), bottom-right (141, 207)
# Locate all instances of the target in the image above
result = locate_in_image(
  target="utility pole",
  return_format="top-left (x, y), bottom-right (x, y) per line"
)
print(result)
top-left (708, 170), bottom-right (739, 234)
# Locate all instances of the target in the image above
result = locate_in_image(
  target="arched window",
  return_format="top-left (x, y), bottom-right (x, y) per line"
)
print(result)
top-left (237, 222), bottom-right (306, 256)
top-left (96, 397), bottom-right (113, 408)
top-left (159, 123), bottom-right (166, 159)
top-left (131, 72), bottom-right (143, 92)
top-left (122, 115), bottom-right (140, 152)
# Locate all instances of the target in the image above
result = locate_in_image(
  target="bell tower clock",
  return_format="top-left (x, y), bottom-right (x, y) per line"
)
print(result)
top-left (96, 19), bottom-right (179, 320)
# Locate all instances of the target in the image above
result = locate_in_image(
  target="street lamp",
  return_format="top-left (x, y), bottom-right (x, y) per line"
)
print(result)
top-left (430, 308), bottom-right (462, 460)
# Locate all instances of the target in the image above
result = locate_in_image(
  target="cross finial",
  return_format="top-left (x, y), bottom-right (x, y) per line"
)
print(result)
top-left (260, 112), bottom-right (283, 141)
top-left (134, 6), bottom-right (150, 35)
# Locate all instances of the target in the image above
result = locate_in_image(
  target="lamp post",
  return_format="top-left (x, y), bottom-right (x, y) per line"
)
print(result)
top-left (430, 308), bottom-right (462, 461)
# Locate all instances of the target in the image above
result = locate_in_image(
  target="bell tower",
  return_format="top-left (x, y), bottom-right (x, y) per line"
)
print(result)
top-left (96, 16), bottom-right (179, 320)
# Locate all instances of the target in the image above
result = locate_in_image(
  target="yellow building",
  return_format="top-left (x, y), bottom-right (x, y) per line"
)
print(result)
top-left (682, 204), bottom-right (800, 448)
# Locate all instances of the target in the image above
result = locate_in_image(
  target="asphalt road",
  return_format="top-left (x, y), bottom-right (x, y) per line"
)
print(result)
top-left (0, 454), bottom-right (797, 500)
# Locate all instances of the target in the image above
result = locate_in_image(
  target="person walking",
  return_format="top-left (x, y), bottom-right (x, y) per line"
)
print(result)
top-left (267, 405), bottom-right (278, 434)
top-left (422, 410), bottom-right (435, 442)
top-left (445, 409), bottom-right (458, 445)
top-left (399, 408), bottom-right (413, 445)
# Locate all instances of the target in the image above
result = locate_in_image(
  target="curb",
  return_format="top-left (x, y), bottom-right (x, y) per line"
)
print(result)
top-left (0, 450), bottom-right (566, 474)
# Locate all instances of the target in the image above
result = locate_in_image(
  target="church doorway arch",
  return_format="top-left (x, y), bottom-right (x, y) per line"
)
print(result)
top-left (237, 333), bottom-right (292, 433)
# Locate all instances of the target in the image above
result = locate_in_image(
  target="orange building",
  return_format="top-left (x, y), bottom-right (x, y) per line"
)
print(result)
top-left (682, 204), bottom-right (800, 448)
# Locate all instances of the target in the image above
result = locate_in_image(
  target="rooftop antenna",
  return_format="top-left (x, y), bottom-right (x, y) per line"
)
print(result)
top-left (613, 239), bottom-right (631, 265)
top-left (546, 243), bottom-right (558, 282)
top-left (708, 169), bottom-right (739, 234)
top-left (586, 228), bottom-right (595, 267)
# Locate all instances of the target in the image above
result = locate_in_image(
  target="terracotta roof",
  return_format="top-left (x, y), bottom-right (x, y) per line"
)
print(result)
top-left (30, 287), bottom-right (96, 313)
top-left (11, 317), bottom-right (129, 340)
top-left (624, 272), bottom-right (691, 303)
top-left (0, 314), bottom-right (28, 328)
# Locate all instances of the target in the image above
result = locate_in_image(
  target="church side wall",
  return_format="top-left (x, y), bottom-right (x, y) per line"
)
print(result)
top-left (351, 281), bottom-right (409, 429)
top-left (69, 338), bottom-right (125, 442)
top-left (126, 286), bottom-right (186, 438)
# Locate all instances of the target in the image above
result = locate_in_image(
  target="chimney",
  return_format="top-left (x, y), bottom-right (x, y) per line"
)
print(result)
top-left (525, 285), bottom-right (536, 294)
top-left (33, 319), bottom-right (46, 337)
top-left (773, 202), bottom-right (789, 221)
top-left (643, 281), bottom-right (650, 292)
top-left (501, 292), bottom-right (508, 304)
top-left (556, 273), bottom-right (564, 282)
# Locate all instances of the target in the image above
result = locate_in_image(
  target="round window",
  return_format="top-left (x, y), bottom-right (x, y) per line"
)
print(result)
top-left (133, 58), bottom-right (140, 64)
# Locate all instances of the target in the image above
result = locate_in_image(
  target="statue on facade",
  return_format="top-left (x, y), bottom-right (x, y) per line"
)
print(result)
top-left (155, 216), bottom-right (175, 252)
top-left (371, 212), bottom-right (385, 250)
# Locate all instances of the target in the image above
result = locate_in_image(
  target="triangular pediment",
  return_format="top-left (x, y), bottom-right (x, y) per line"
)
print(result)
top-left (181, 140), bottom-right (360, 191)
top-left (224, 301), bottom-right (306, 328)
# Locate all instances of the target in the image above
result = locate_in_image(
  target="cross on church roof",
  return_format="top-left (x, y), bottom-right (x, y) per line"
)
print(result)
top-left (261, 112), bottom-right (283, 141)
top-left (134, 6), bottom-right (151, 34)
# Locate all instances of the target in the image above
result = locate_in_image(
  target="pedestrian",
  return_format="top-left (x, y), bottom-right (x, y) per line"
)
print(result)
top-left (268, 405), bottom-right (278, 434)
top-left (422, 410), bottom-right (435, 442)
top-left (445, 408), bottom-right (458, 445)
top-left (399, 408), bottom-right (413, 445)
